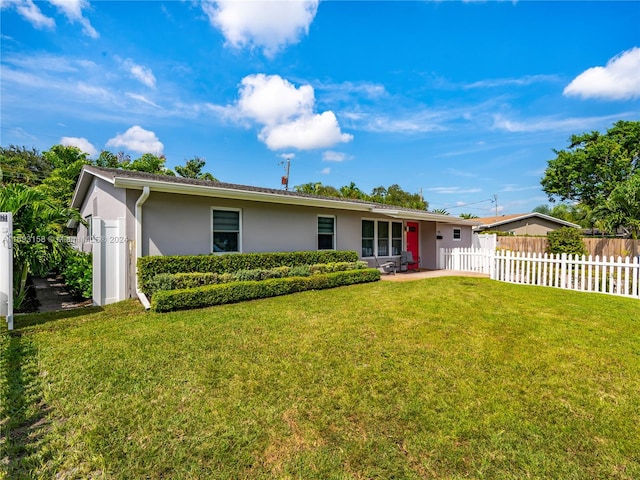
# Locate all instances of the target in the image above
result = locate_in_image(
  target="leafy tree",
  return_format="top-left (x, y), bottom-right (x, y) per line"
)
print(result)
top-left (95, 150), bottom-right (122, 168)
top-left (459, 213), bottom-right (479, 219)
top-left (294, 182), bottom-right (340, 197)
top-left (295, 181), bottom-right (428, 209)
top-left (126, 153), bottom-right (175, 175)
top-left (0, 145), bottom-right (52, 185)
top-left (541, 120), bottom-right (639, 234)
top-left (370, 185), bottom-right (428, 210)
top-left (175, 157), bottom-right (217, 181)
top-left (0, 183), bottom-right (82, 310)
top-left (533, 203), bottom-right (590, 227)
top-left (546, 227), bottom-right (587, 257)
top-left (591, 172), bottom-right (640, 238)
top-left (339, 182), bottom-right (365, 199)
top-left (38, 145), bottom-right (91, 207)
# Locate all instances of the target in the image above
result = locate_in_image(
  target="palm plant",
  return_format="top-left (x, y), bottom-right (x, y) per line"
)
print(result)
top-left (431, 208), bottom-right (450, 215)
top-left (0, 184), bottom-right (82, 310)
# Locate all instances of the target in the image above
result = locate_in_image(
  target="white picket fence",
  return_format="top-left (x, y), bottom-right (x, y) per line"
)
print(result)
top-left (440, 247), bottom-right (640, 299)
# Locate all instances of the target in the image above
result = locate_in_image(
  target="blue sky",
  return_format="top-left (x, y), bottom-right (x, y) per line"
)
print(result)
top-left (1, 1), bottom-right (639, 216)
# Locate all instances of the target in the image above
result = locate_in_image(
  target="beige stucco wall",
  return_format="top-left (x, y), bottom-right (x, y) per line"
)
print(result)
top-left (76, 177), bottom-right (127, 252)
top-left (138, 191), bottom-right (416, 257)
top-left (421, 221), bottom-right (438, 269)
top-left (139, 191), bottom-right (476, 267)
top-left (78, 182), bottom-right (476, 298)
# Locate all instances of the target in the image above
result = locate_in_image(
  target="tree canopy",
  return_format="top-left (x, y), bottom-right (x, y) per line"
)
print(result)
top-left (532, 203), bottom-right (589, 227)
top-left (175, 157), bottom-right (217, 181)
top-left (541, 120), bottom-right (640, 237)
top-left (293, 181), bottom-right (428, 210)
top-left (0, 145), bottom-right (52, 185)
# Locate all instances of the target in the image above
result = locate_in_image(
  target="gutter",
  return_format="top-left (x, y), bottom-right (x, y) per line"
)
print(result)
top-left (135, 187), bottom-right (151, 310)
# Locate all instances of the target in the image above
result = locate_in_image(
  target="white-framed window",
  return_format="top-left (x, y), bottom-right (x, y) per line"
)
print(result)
top-left (212, 207), bottom-right (241, 253)
top-left (391, 222), bottom-right (403, 255)
top-left (377, 221), bottom-right (389, 256)
top-left (362, 220), bottom-right (375, 257)
top-left (453, 228), bottom-right (462, 241)
top-left (362, 219), bottom-right (403, 257)
top-left (317, 215), bottom-right (335, 250)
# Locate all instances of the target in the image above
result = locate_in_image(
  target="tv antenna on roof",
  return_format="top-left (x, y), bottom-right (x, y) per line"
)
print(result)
top-left (279, 153), bottom-right (294, 191)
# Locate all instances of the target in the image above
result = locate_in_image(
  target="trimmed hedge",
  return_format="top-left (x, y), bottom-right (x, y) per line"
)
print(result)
top-left (151, 268), bottom-right (380, 313)
top-left (138, 250), bottom-right (359, 294)
top-left (146, 261), bottom-right (369, 296)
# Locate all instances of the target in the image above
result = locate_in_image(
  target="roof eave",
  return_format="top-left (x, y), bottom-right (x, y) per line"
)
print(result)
top-left (113, 176), bottom-right (372, 212)
top-left (478, 213), bottom-right (580, 229)
top-left (70, 166), bottom-right (116, 209)
top-left (80, 170), bottom-right (480, 225)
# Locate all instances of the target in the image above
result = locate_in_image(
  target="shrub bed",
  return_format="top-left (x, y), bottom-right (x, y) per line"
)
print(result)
top-left (151, 268), bottom-right (380, 313)
top-left (61, 250), bottom-right (92, 298)
top-left (146, 261), bottom-right (368, 296)
top-left (138, 250), bottom-right (360, 294)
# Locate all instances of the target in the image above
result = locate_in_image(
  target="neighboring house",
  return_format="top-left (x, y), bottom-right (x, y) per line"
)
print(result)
top-left (473, 213), bottom-right (581, 236)
top-left (70, 166), bottom-right (479, 305)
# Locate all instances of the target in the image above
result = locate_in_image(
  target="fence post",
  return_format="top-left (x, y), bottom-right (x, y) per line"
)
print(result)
top-left (1, 212), bottom-right (13, 331)
top-left (560, 253), bottom-right (567, 289)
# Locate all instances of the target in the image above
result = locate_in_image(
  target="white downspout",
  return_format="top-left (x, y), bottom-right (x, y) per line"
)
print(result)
top-left (135, 187), bottom-right (151, 309)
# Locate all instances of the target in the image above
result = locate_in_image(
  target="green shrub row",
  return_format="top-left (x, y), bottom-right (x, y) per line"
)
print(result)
top-left (547, 227), bottom-right (588, 256)
top-left (151, 268), bottom-right (380, 313)
top-left (146, 261), bottom-right (368, 296)
top-left (61, 250), bottom-right (92, 299)
top-left (138, 250), bottom-right (359, 293)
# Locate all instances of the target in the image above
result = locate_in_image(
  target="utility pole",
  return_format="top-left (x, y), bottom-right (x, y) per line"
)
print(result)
top-left (493, 193), bottom-right (498, 216)
top-left (279, 154), bottom-right (293, 191)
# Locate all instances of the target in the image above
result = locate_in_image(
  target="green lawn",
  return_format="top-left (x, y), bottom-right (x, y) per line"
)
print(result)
top-left (2, 277), bottom-right (639, 479)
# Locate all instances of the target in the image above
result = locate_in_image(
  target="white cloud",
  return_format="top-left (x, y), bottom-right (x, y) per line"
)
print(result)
top-left (464, 75), bottom-right (559, 90)
top-left (120, 59), bottom-right (156, 88)
top-left (48, 0), bottom-right (98, 38)
top-left (444, 168), bottom-right (478, 178)
top-left (217, 74), bottom-right (353, 151)
top-left (125, 93), bottom-right (162, 109)
top-left (3, 0), bottom-right (98, 37)
top-left (106, 126), bottom-right (164, 154)
top-left (238, 74), bottom-right (313, 125)
top-left (500, 185), bottom-right (540, 193)
top-left (491, 113), bottom-right (627, 133)
top-left (322, 151), bottom-right (350, 162)
top-left (564, 47), bottom-right (640, 101)
top-left (318, 81), bottom-right (388, 102)
top-left (347, 111), bottom-right (447, 134)
top-left (201, 0), bottom-right (319, 57)
top-left (2, 0), bottom-right (55, 29)
top-left (60, 136), bottom-right (98, 156)
top-left (260, 111), bottom-right (353, 150)
top-left (426, 187), bottom-right (482, 194)
top-left (321, 167), bottom-right (331, 175)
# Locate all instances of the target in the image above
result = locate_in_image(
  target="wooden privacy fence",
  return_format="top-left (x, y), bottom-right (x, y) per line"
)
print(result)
top-left (440, 247), bottom-right (640, 299)
top-left (496, 236), bottom-right (640, 257)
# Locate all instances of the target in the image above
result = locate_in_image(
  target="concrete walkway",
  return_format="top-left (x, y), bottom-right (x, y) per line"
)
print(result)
top-left (32, 276), bottom-right (93, 313)
top-left (379, 269), bottom-right (489, 282)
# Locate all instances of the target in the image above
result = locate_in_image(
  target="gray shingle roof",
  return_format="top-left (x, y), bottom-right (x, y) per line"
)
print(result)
top-left (75, 165), bottom-right (480, 225)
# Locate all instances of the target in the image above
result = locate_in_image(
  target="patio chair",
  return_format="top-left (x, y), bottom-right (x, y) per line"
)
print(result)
top-left (374, 256), bottom-right (397, 275)
top-left (401, 251), bottom-right (420, 271)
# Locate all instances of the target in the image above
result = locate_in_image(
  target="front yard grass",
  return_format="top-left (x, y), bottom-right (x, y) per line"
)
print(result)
top-left (1, 277), bottom-right (639, 479)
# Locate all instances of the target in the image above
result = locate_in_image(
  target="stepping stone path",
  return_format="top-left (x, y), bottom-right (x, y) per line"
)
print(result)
top-left (33, 275), bottom-right (93, 313)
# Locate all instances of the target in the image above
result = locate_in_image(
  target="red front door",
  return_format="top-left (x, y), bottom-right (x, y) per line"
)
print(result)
top-left (406, 222), bottom-right (419, 270)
